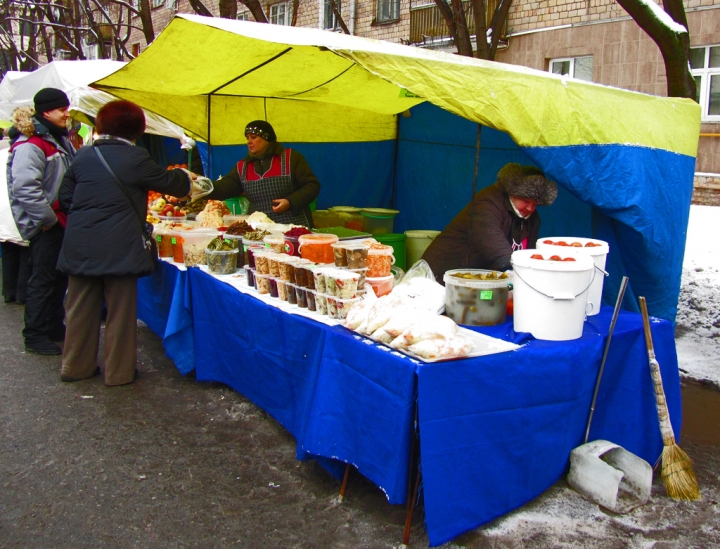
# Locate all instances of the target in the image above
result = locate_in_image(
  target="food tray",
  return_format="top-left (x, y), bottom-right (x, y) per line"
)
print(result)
top-left (391, 327), bottom-right (520, 363)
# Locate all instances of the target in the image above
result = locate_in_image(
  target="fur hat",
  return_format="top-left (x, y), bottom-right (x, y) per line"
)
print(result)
top-left (33, 88), bottom-right (70, 114)
top-left (11, 107), bottom-right (36, 137)
top-left (495, 163), bottom-right (558, 206)
top-left (244, 120), bottom-right (276, 142)
top-left (96, 100), bottom-right (146, 141)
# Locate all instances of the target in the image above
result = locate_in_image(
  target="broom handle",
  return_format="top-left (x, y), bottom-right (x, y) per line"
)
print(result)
top-left (584, 276), bottom-right (628, 444)
top-left (639, 297), bottom-right (676, 446)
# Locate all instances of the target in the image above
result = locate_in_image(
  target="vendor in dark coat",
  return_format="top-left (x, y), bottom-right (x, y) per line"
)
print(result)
top-left (202, 120), bottom-right (320, 227)
top-left (422, 163), bottom-right (558, 281)
top-left (57, 100), bottom-right (191, 386)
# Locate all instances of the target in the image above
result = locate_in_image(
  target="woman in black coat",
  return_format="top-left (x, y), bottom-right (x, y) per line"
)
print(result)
top-left (57, 100), bottom-right (191, 386)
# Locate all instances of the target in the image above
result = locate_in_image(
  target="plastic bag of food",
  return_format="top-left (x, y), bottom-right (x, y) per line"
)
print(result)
top-left (392, 276), bottom-right (446, 314)
top-left (389, 314), bottom-right (458, 349)
top-left (344, 295), bottom-right (376, 331)
top-left (407, 334), bottom-right (474, 360)
top-left (382, 309), bottom-right (437, 338)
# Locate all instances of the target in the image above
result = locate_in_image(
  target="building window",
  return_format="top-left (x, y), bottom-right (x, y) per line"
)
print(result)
top-left (377, 0), bottom-right (400, 22)
top-left (323, 0), bottom-right (341, 30)
top-left (270, 2), bottom-right (289, 25)
top-left (237, 10), bottom-right (251, 21)
top-left (690, 45), bottom-right (720, 121)
top-left (151, 0), bottom-right (163, 8)
top-left (549, 56), bottom-right (593, 82)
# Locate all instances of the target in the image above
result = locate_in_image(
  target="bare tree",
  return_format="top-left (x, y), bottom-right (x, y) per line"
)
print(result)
top-left (615, 0), bottom-right (695, 99)
top-left (433, 0), bottom-right (509, 60)
top-left (238, 0), bottom-right (268, 23)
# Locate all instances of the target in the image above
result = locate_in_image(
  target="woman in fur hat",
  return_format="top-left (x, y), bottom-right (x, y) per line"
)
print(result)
top-left (200, 120), bottom-right (321, 227)
top-left (422, 163), bottom-right (558, 281)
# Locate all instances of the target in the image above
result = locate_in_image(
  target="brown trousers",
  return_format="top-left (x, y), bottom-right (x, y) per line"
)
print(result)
top-left (61, 275), bottom-right (138, 386)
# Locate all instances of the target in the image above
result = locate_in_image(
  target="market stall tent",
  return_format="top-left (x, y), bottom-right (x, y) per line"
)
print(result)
top-left (0, 60), bottom-right (186, 139)
top-left (93, 14), bottom-right (699, 321)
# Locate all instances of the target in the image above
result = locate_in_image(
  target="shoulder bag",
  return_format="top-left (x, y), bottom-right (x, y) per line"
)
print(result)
top-left (94, 146), bottom-right (160, 269)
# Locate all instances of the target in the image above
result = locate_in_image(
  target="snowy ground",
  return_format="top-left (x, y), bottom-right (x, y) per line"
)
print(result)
top-left (676, 205), bottom-right (720, 388)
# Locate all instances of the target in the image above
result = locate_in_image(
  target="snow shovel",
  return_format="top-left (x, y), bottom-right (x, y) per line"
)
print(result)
top-left (567, 277), bottom-right (653, 513)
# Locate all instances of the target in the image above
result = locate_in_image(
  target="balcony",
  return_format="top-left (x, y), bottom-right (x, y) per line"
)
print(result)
top-left (409, 1), bottom-right (504, 49)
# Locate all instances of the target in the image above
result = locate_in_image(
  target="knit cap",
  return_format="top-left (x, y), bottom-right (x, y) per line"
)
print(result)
top-left (33, 88), bottom-right (70, 114)
top-left (244, 120), bottom-right (277, 142)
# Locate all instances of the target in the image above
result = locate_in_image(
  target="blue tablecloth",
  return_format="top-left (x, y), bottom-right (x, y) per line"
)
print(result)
top-left (137, 261), bottom-right (195, 375)
top-left (140, 263), bottom-right (681, 546)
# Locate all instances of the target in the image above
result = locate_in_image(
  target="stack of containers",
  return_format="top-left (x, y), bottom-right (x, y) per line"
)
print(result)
top-left (365, 242), bottom-right (395, 296)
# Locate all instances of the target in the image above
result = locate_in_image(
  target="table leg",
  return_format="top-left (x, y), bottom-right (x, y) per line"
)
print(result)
top-left (402, 398), bottom-right (421, 546)
top-left (339, 463), bottom-right (351, 501)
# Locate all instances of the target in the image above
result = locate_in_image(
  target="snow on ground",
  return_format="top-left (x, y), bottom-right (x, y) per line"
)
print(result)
top-left (676, 205), bottom-right (720, 388)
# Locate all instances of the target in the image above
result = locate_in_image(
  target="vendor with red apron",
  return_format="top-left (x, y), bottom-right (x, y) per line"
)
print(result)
top-left (422, 163), bottom-right (558, 282)
top-left (202, 120), bottom-right (320, 227)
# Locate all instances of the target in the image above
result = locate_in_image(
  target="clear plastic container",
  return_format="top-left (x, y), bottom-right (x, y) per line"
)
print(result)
top-left (327, 296), bottom-right (339, 319)
top-left (222, 214), bottom-right (249, 226)
top-left (335, 296), bottom-right (362, 320)
top-left (325, 269), bottom-right (360, 299)
top-left (443, 269), bottom-right (510, 326)
top-left (349, 267), bottom-right (368, 287)
top-left (223, 234), bottom-right (246, 267)
top-left (366, 274), bottom-right (394, 297)
top-left (245, 267), bottom-right (255, 287)
top-left (361, 208), bottom-right (399, 236)
top-left (286, 282), bottom-right (298, 305)
top-left (277, 279), bottom-right (288, 301)
top-left (304, 265), bottom-right (319, 290)
top-left (264, 234), bottom-right (287, 254)
top-left (296, 286), bottom-right (308, 308)
top-left (306, 289), bottom-right (317, 312)
top-left (266, 253), bottom-right (282, 277)
top-left (206, 248), bottom-right (239, 274)
top-left (366, 244), bottom-right (395, 277)
top-left (255, 273), bottom-right (271, 295)
top-left (157, 213), bottom-right (188, 222)
top-left (268, 276), bottom-right (279, 298)
top-left (331, 242), bottom-right (349, 267)
top-left (315, 293), bottom-right (328, 315)
top-left (344, 243), bottom-right (369, 269)
top-left (298, 233), bottom-right (339, 264)
top-left (254, 251), bottom-right (272, 275)
top-left (177, 230), bottom-right (219, 267)
top-left (313, 268), bottom-right (328, 294)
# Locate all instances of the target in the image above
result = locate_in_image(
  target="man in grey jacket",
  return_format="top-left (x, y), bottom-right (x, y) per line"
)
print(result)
top-left (7, 88), bottom-right (76, 355)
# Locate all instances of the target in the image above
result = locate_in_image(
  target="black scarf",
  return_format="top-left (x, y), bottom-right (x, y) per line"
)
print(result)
top-left (36, 113), bottom-right (69, 138)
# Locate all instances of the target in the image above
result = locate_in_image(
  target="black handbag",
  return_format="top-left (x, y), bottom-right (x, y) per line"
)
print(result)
top-left (94, 146), bottom-right (160, 269)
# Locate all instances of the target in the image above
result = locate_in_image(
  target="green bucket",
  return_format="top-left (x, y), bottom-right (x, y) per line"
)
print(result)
top-left (374, 233), bottom-right (407, 271)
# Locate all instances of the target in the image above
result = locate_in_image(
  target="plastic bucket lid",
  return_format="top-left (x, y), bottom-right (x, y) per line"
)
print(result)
top-left (374, 233), bottom-right (406, 242)
top-left (329, 206), bottom-right (363, 213)
top-left (361, 208), bottom-right (400, 218)
top-left (404, 230), bottom-right (441, 239)
top-left (511, 249), bottom-right (595, 341)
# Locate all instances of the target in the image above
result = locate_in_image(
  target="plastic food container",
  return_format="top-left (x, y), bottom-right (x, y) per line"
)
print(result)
top-left (306, 289), bottom-right (317, 312)
top-left (177, 230), bottom-right (219, 267)
top-left (361, 208), bottom-right (399, 236)
top-left (294, 264), bottom-right (309, 287)
top-left (366, 274), bottom-right (394, 297)
top-left (223, 234), bottom-right (246, 267)
top-left (266, 253), bottom-right (282, 277)
top-left (245, 267), bottom-right (255, 287)
top-left (253, 251), bottom-right (272, 275)
top-left (331, 242), bottom-right (349, 267)
top-left (255, 273), bottom-right (271, 295)
top-left (268, 277), bottom-right (279, 298)
top-left (315, 293), bottom-right (328, 315)
top-left (157, 213), bottom-right (188, 222)
top-left (298, 233), bottom-right (339, 264)
top-left (222, 214), bottom-right (249, 226)
top-left (264, 234), bottom-right (287, 254)
top-left (304, 265), bottom-right (319, 290)
top-left (443, 269), bottom-right (511, 326)
top-left (286, 282), bottom-right (298, 305)
top-left (242, 238), bottom-right (266, 267)
top-left (349, 268), bottom-right (368, 287)
top-left (296, 286), bottom-right (308, 308)
top-left (344, 242), bottom-right (369, 269)
top-left (366, 244), bottom-right (395, 277)
top-left (313, 268), bottom-right (328, 294)
top-left (206, 248), bottom-right (239, 274)
top-left (326, 296), bottom-right (339, 319)
top-left (334, 296), bottom-right (362, 320)
top-left (277, 279), bottom-right (288, 301)
top-left (325, 269), bottom-right (360, 299)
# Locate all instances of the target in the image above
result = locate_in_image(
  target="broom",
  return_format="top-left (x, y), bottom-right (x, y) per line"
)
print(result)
top-left (638, 296), bottom-right (701, 500)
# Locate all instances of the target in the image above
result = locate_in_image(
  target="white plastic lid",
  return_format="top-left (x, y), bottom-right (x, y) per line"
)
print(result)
top-left (511, 248), bottom-right (595, 271)
top-left (443, 269), bottom-right (511, 289)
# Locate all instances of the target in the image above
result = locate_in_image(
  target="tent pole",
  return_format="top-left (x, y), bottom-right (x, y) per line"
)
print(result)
top-left (207, 94), bottom-right (212, 178)
top-left (390, 113), bottom-right (401, 209)
top-left (471, 123), bottom-right (482, 198)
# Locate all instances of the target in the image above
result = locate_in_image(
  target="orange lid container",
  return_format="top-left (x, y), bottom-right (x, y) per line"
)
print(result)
top-left (298, 233), bottom-right (339, 264)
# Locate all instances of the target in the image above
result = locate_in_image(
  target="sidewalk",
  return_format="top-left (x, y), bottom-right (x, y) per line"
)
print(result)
top-left (0, 288), bottom-right (718, 548)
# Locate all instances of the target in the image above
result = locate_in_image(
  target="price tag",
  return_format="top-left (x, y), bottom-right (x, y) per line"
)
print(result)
top-left (171, 237), bottom-right (176, 244)
top-left (156, 235), bottom-right (162, 242)
top-left (480, 290), bottom-right (493, 300)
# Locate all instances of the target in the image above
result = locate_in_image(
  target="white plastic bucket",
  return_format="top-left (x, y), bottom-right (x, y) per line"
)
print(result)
top-left (404, 230), bottom-right (441, 268)
top-left (536, 237), bottom-right (609, 315)
top-left (511, 249), bottom-right (595, 341)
